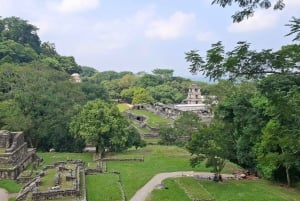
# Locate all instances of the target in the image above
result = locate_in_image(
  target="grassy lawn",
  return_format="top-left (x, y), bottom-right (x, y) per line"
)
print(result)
top-left (117, 103), bottom-right (131, 112)
top-left (86, 145), bottom-right (237, 201)
top-left (147, 178), bottom-right (191, 201)
top-left (144, 138), bottom-right (160, 145)
top-left (37, 152), bottom-right (94, 169)
top-left (129, 109), bottom-right (172, 127)
top-left (147, 177), bottom-right (300, 201)
top-left (0, 146), bottom-right (298, 201)
top-left (0, 179), bottom-right (22, 193)
top-left (86, 173), bottom-right (122, 201)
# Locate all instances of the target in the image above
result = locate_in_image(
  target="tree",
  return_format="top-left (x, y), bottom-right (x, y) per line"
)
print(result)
top-left (158, 125), bottom-right (177, 145)
top-left (69, 100), bottom-right (136, 156)
top-left (255, 74), bottom-right (300, 186)
top-left (211, 0), bottom-right (285, 22)
top-left (159, 111), bottom-right (203, 146)
top-left (136, 73), bottom-right (162, 88)
top-left (117, 73), bottom-right (137, 90)
top-left (152, 68), bottom-right (174, 81)
top-left (215, 82), bottom-right (269, 168)
top-left (58, 56), bottom-right (82, 74)
top-left (285, 17), bottom-right (300, 42)
top-left (132, 88), bottom-right (154, 104)
top-left (40, 42), bottom-right (58, 57)
top-left (0, 17), bottom-right (41, 53)
top-left (80, 66), bottom-right (98, 78)
top-left (80, 81), bottom-right (109, 101)
top-left (187, 121), bottom-right (230, 179)
top-left (0, 40), bottom-right (38, 64)
top-left (185, 42), bottom-right (300, 81)
top-left (149, 84), bottom-right (184, 104)
top-left (120, 87), bottom-right (136, 103)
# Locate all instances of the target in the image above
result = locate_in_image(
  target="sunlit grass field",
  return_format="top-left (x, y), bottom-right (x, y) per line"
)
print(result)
top-left (147, 177), bottom-right (300, 201)
top-left (86, 145), bottom-right (239, 201)
top-left (2, 145), bottom-right (300, 201)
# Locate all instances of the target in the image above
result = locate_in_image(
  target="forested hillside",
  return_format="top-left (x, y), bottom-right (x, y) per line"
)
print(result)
top-left (1, 16), bottom-right (299, 188)
top-left (0, 16), bottom-right (200, 153)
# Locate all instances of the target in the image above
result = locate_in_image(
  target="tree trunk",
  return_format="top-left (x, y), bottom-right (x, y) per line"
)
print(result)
top-left (285, 164), bottom-right (291, 187)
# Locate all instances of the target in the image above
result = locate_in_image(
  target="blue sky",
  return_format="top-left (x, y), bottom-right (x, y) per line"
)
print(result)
top-left (1, 0), bottom-right (299, 78)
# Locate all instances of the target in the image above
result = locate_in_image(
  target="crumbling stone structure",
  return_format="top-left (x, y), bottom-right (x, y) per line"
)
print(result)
top-left (0, 130), bottom-right (36, 179)
top-left (129, 84), bottom-right (214, 122)
top-left (17, 160), bottom-right (84, 201)
top-left (182, 84), bottom-right (205, 104)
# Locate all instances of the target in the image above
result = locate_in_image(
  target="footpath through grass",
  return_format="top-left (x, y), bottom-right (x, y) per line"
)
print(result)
top-left (86, 145), bottom-right (238, 201)
top-left (147, 177), bottom-right (300, 201)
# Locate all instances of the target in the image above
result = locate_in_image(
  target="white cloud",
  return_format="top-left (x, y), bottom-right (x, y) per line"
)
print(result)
top-left (196, 31), bottom-right (218, 42)
top-left (56, 0), bottom-right (100, 14)
top-left (145, 11), bottom-right (196, 40)
top-left (227, 11), bottom-right (279, 33)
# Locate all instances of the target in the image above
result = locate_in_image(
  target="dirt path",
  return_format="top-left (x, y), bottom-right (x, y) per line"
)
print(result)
top-left (0, 188), bottom-right (9, 201)
top-left (130, 171), bottom-right (233, 201)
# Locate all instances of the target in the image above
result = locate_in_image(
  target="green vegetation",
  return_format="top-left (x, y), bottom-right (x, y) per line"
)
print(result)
top-left (148, 177), bottom-right (300, 201)
top-left (86, 174), bottom-right (122, 201)
top-left (1, 14), bottom-right (300, 201)
top-left (39, 168), bottom-right (57, 191)
top-left (37, 152), bottom-right (94, 167)
top-left (117, 103), bottom-right (131, 112)
top-left (86, 145), bottom-right (238, 200)
top-left (147, 179), bottom-right (191, 201)
top-left (0, 179), bottom-right (22, 193)
top-left (130, 109), bottom-right (172, 127)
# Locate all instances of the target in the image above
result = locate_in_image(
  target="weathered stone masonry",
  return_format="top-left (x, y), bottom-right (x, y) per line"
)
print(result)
top-left (0, 130), bottom-right (36, 179)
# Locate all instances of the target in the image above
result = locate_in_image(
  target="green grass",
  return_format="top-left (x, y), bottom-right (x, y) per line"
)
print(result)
top-left (0, 179), bottom-right (22, 193)
top-left (86, 145), bottom-right (216, 201)
top-left (86, 173), bottom-right (122, 201)
top-left (37, 152), bottom-right (94, 169)
top-left (129, 109), bottom-right (172, 127)
top-left (202, 179), bottom-right (300, 201)
top-left (148, 177), bottom-right (300, 201)
top-left (144, 138), bottom-right (160, 145)
top-left (117, 103), bottom-right (131, 112)
top-left (175, 177), bottom-right (213, 200)
top-left (39, 168), bottom-right (57, 191)
top-left (131, 120), bottom-right (151, 134)
top-left (0, 147), bottom-right (6, 153)
top-left (147, 178), bottom-right (191, 201)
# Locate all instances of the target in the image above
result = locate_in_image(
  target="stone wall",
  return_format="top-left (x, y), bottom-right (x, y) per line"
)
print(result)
top-left (0, 130), bottom-right (36, 179)
top-left (17, 160), bottom-right (83, 201)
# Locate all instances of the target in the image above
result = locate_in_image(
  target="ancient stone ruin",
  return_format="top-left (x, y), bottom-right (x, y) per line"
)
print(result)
top-left (129, 84), bottom-right (215, 122)
top-left (16, 160), bottom-right (85, 201)
top-left (0, 130), bottom-right (36, 179)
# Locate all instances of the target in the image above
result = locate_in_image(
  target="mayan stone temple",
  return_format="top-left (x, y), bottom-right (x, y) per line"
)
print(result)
top-left (0, 130), bottom-right (36, 179)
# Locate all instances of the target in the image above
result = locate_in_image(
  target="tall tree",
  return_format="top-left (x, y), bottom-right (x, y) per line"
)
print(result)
top-left (70, 100), bottom-right (140, 156)
top-left (132, 88), bottom-right (154, 104)
top-left (256, 74), bottom-right (300, 186)
top-left (0, 16), bottom-right (41, 53)
top-left (187, 121), bottom-right (230, 179)
top-left (152, 68), bottom-right (174, 81)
